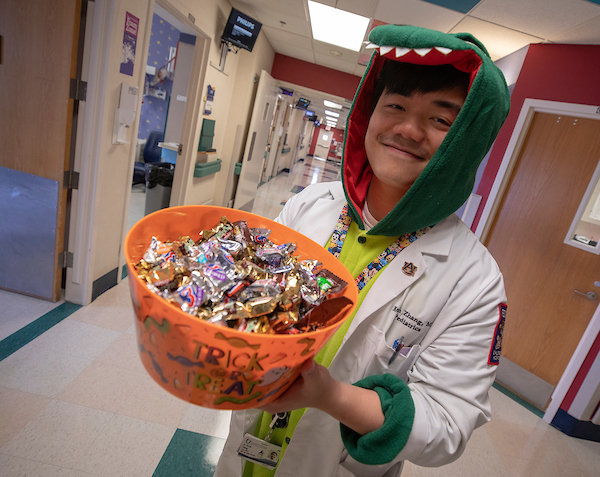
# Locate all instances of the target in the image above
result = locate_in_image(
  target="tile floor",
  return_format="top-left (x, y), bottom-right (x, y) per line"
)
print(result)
top-left (1, 156), bottom-right (599, 476)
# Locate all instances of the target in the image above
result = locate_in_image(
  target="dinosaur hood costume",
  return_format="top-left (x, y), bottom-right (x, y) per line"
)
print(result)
top-left (342, 25), bottom-right (510, 236)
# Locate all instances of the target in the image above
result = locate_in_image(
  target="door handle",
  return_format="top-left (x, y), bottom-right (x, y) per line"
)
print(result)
top-left (574, 290), bottom-right (598, 301)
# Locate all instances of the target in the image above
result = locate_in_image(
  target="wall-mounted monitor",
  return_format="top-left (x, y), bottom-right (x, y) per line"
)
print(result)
top-left (296, 98), bottom-right (311, 110)
top-left (221, 8), bottom-right (262, 52)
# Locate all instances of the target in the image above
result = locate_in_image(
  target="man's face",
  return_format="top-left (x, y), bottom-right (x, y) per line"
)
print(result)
top-left (364, 86), bottom-right (466, 198)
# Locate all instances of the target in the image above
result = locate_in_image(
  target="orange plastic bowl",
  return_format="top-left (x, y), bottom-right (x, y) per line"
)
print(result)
top-left (125, 205), bottom-right (357, 410)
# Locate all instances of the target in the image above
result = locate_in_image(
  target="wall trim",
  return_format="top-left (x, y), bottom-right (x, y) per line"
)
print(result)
top-left (65, 0), bottom-right (113, 306)
top-left (91, 267), bottom-right (118, 302)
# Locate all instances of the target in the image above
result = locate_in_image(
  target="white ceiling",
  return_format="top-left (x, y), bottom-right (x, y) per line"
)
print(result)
top-left (231, 0), bottom-right (600, 71)
top-left (228, 0), bottom-right (600, 127)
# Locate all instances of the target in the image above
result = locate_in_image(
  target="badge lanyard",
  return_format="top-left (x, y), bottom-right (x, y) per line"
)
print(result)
top-left (241, 205), bottom-right (432, 470)
top-left (327, 204), bottom-right (431, 291)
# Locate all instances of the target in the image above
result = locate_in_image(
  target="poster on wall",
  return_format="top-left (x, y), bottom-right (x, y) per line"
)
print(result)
top-left (120, 12), bottom-right (139, 76)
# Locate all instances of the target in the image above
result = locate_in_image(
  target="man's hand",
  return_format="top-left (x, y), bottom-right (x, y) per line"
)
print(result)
top-left (260, 359), bottom-right (385, 435)
top-left (260, 359), bottom-right (334, 414)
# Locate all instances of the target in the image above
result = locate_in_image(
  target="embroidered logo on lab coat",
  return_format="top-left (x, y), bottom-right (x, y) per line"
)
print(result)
top-left (402, 262), bottom-right (417, 276)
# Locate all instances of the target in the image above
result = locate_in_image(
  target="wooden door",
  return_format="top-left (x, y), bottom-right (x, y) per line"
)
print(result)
top-left (485, 112), bottom-right (600, 386)
top-left (0, 0), bottom-right (79, 300)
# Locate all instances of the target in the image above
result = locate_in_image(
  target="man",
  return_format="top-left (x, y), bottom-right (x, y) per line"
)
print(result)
top-left (215, 24), bottom-right (510, 476)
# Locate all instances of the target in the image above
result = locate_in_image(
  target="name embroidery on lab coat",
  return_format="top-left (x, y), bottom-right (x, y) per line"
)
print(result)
top-left (328, 204), bottom-right (431, 291)
top-left (393, 306), bottom-right (431, 334)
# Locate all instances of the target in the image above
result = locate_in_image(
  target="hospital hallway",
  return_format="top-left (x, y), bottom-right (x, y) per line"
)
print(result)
top-left (1, 155), bottom-right (599, 477)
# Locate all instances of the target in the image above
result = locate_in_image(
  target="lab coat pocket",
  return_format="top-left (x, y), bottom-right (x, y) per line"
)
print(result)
top-left (364, 327), bottom-right (420, 382)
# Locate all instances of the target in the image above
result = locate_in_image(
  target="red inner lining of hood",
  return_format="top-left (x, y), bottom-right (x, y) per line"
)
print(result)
top-left (344, 48), bottom-right (482, 221)
top-left (379, 48), bottom-right (482, 92)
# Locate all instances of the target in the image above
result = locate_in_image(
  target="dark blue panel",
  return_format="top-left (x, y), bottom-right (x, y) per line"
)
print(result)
top-left (422, 0), bottom-right (481, 14)
top-left (179, 33), bottom-right (196, 45)
top-left (551, 408), bottom-right (600, 442)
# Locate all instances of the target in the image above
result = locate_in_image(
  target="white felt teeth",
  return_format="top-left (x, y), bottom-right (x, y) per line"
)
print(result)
top-left (366, 44), bottom-right (455, 57)
top-left (435, 47), bottom-right (452, 55)
top-left (414, 48), bottom-right (432, 57)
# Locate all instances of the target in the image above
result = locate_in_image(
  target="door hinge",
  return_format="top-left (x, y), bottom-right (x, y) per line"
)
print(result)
top-left (69, 78), bottom-right (87, 102)
top-left (178, 144), bottom-right (183, 155)
top-left (58, 251), bottom-right (74, 268)
top-left (64, 170), bottom-right (80, 190)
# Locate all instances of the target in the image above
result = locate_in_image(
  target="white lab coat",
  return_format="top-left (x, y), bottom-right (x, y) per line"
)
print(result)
top-left (214, 181), bottom-right (506, 477)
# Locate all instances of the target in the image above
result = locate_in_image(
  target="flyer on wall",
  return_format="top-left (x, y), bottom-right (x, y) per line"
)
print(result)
top-left (120, 12), bottom-right (139, 76)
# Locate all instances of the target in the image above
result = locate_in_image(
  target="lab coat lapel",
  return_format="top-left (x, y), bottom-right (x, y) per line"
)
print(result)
top-left (345, 216), bottom-right (456, 337)
top-left (292, 185), bottom-right (346, 246)
top-left (345, 239), bottom-right (428, 337)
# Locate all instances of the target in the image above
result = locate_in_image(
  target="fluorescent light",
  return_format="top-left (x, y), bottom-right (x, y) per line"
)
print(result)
top-left (325, 110), bottom-right (340, 118)
top-left (308, 1), bottom-right (370, 52)
top-left (324, 100), bottom-right (343, 109)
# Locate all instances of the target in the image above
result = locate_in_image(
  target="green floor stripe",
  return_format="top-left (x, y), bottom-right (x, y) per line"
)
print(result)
top-left (153, 429), bottom-right (226, 476)
top-left (0, 301), bottom-right (82, 362)
top-left (493, 381), bottom-right (545, 418)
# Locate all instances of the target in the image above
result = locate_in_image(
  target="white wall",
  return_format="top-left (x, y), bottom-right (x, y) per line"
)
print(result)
top-left (79, 0), bottom-right (274, 304)
top-left (211, 22), bottom-right (275, 207)
top-left (493, 44), bottom-right (529, 88)
top-left (91, 0), bottom-right (151, 286)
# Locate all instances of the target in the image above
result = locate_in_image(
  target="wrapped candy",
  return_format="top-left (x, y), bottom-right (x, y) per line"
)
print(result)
top-left (134, 216), bottom-right (347, 334)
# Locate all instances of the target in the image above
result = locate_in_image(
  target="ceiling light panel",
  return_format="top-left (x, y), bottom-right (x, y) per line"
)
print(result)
top-left (308, 1), bottom-right (370, 52)
top-left (324, 100), bottom-right (343, 109)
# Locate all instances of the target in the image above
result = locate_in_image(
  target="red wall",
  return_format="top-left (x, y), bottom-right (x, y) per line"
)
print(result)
top-left (271, 53), bottom-right (361, 100)
top-left (473, 43), bottom-right (600, 230)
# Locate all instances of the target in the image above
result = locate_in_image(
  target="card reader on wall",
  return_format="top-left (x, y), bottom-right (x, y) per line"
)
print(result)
top-left (112, 82), bottom-right (139, 145)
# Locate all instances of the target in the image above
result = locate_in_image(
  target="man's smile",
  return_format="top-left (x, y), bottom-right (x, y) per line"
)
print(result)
top-left (379, 137), bottom-right (426, 161)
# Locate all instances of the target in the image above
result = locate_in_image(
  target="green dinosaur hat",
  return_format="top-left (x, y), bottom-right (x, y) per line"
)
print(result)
top-left (342, 25), bottom-right (510, 236)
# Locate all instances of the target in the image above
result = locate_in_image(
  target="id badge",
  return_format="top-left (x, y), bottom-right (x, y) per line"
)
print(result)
top-left (238, 433), bottom-right (282, 469)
